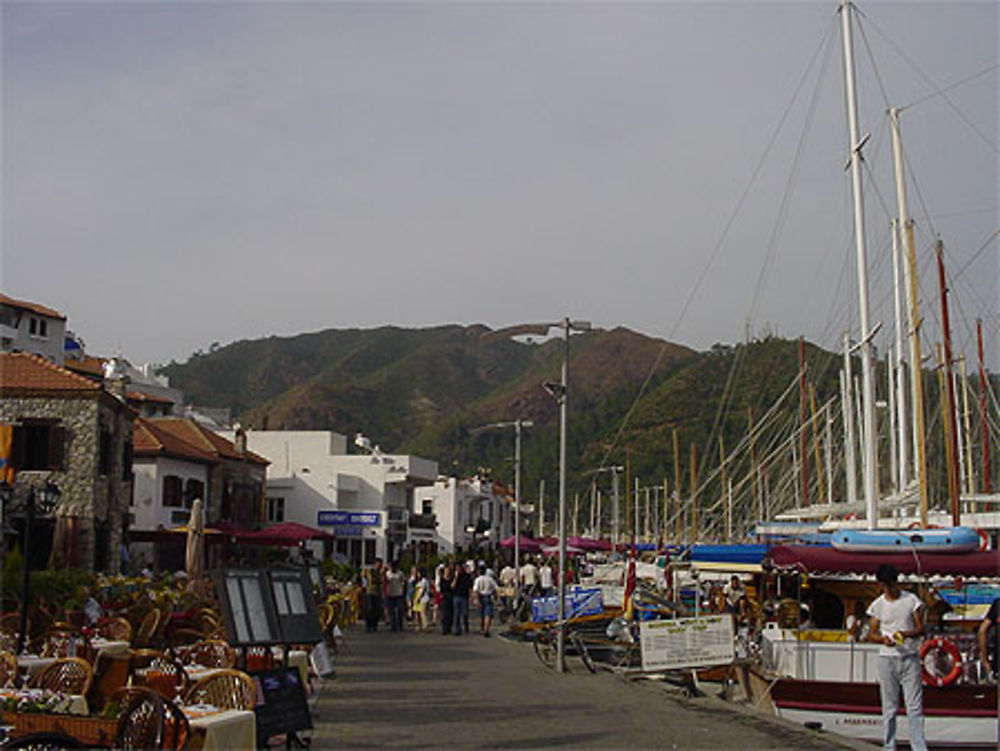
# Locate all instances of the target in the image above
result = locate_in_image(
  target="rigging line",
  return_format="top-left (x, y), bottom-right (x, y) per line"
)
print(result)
top-left (857, 6), bottom-right (999, 155)
top-left (903, 64), bottom-right (1000, 112)
top-left (951, 228), bottom-right (1000, 282)
top-left (591, 13), bottom-right (841, 476)
top-left (855, 9), bottom-right (892, 112)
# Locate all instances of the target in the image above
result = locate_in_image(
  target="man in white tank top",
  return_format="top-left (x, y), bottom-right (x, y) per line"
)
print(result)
top-left (866, 563), bottom-right (926, 751)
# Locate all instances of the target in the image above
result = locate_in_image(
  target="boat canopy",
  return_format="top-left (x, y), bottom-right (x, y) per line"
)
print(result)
top-left (767, 545), bottom-right (1000, 578)
top-left (688, 544), bottom-right (770, 565)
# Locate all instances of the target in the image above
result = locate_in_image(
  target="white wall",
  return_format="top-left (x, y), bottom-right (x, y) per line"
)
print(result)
top-left (0, 307), bottom-right (66, 365)
top-left (131, 457), bottom-right (210, 530)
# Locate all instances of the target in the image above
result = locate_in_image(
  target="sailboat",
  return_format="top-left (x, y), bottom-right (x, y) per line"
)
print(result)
top-left (736, 3), bottom-right (999, 748)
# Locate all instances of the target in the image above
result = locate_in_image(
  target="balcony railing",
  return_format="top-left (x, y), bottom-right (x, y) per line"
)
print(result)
top-left (407, 513), bottom-right (437, 530)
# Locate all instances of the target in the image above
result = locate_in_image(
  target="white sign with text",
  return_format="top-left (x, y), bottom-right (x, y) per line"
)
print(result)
top-left (639, 615), bottom-right (734, 672)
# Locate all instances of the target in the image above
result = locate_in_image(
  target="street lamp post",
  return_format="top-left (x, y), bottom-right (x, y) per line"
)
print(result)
top-left (17, 481), bottom-right (61, 654)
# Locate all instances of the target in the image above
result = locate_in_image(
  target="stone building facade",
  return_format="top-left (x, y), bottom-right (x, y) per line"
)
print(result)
top-left (0, 353), bottom-right (133, 572)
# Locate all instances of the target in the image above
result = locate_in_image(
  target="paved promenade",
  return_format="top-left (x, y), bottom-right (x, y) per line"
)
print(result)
top-left (309, 625), bottom-right (869, 750)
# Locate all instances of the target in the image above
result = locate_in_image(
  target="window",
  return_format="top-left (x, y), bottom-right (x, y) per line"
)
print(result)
top-left (11, 421), bottom-right (65, 471)
top-left (99, 428), bottom-right (112, 476)
top-left (28, 318), bottom-right (47, 339)
top-left (184, 479), bottom-right (204, 507)
top-left (162, 475), bottom-right (183, 507)
top-left (122, 441), bottom-right (133, 481)
top-left (422, 499), bottom-right (433, 515)
top-left (266, 497), bottom-right (285, 523)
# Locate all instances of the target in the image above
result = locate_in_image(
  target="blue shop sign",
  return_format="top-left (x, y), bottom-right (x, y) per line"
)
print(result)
top-left (317, 510), bottom-right (381, 527)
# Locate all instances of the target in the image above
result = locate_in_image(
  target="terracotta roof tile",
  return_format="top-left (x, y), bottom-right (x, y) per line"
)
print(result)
top-left (0, 293), bottom-right (66, 321)
top-left (64, 356), bottom-right (106, 378)
top-left (126, 390), bottom-right (175, 405)
top-left (0, 352), bottom-right (101, 393)
top-left (145, 418), bottom-right (269, 466)
top-left (133, 417), bottom-right (217, 463)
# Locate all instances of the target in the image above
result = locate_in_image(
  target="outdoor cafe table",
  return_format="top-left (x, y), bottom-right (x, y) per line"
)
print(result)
top-left (15, 656), bottom-right (56, 679)
top-left (183, 706), bottom-right (256, 751)
top-left (0, 688), bottom-right (88, 715)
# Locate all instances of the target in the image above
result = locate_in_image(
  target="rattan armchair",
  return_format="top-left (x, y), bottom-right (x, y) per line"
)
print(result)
top-left (131, 656), bottom-right (187, 701)
top-left (178, 640), bottom-right (235, 669)
top-left (96, 617), bottom-right (132, 643)
top-left (113, 690), bottom-right (165, 750)
top-left (107, 688), bottom-right (189, 750)
top-left (27, 657), bottom-right (93, 696)
top-left (133, 609), bottom-right (161, 649)
top-left (182, 669), bottom-right (256, 711)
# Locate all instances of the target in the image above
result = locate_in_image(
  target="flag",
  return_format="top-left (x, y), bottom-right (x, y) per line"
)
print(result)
top-left (622, 542), bottom-right (636, 622)
top-left (0, 425), bottom-right (14, 485)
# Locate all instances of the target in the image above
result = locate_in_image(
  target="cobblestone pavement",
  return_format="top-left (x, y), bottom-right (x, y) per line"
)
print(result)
top-left (307, 625), bottom-right (870, 750)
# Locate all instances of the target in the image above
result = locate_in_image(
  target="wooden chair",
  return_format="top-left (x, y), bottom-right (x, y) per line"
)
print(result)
top-left (129, 648), bottom-right (166, 672)
top-left (96, 617), bottom-right (132, 643)
top-left (113, 690), bottom-right (165, 750)
top-left (27, 657), bottom-right (93, 696)
top-left (133, 609), bottom-right (160, 649)
top-left (0, 650), bottom-right (17, 687)
top-left (86, 651), bottom-right (131, 712)
top-left (34, 630), bottom-right (78, 658)
top-left (183, 669), bottom-right (256, 710)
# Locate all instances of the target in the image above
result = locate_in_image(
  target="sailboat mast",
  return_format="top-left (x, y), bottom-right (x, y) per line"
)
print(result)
top-left (839, 1), bottom-right (878, 529)
top-left (935, 240), bottom-right (961, 525)
top-left (977, 320), bottom-right (991, 495)
top-left (889, 107), bottom-right (929, 526)
top-left (841, 334), bottom-right (858, 506)
top-left (890, 218), bottom-right (909, 492)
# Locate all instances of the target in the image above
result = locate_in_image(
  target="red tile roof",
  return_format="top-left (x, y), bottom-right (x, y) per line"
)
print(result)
top-left (0, 352), bottom-right (101, 393)
top-left (126, 390), bottom-right (175, 405)
top-left (0, 293), bottom-right (66, 321)
top-left (144, 418), bottom-right (269, 466)
top-left (133, 417), bottom-right (217, 463)
top-left (64, 356), bottom-right (106, 378)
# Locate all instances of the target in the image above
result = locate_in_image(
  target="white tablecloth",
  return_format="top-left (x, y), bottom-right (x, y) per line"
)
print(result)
top-left (90, 638), bottom-right (130, 660)
top-left (0, 688), bottom-right (88, 715)
top-left (186, 709), bottom-right (256, 751)
top-left (16, 655), bottom-right (56, 678)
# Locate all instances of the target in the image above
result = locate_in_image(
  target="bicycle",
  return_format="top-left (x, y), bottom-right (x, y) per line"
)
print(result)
top-left (532, 623), bottom-right (597, 673)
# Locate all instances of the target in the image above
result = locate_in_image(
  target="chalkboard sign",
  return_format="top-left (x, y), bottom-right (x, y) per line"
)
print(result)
top-left (251, 668), bottom-right (312, 744)
top-left (270, 569), bottom-right (324, 645)
top-left (215, 570), bottom-right (282, 646)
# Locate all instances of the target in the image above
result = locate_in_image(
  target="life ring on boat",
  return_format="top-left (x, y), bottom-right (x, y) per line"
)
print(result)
top-left (919, 637), bottom-right (962, 687)
top-left (975, 528), bottom-right (990, 551)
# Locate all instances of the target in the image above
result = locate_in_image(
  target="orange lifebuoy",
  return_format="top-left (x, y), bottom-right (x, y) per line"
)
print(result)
top-left (975, 529), bottom-right (990, 551)
top-left (919, 637), bottom-right (962, 687)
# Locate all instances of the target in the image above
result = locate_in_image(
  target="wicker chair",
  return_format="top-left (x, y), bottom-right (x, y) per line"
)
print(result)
top-left (131, 656), bottom-right (187, 701)
top-left (129, 648), bottom-right (166, 671)
top-left (133, 609), bottom-right (161, 649)
top-left (96, 617), bottom-right (133, 643)
top-left (0, 650), bottom-right (17, 687)
top-left (113, 690), bottom-right (165, 750)
top-left (27, 657), bottom-right (93, 695)
top-left (34, 630), bottom-right (78, 659)
top-left (107, 688), bottom-right (189, 750)
top-left (178, 640), bottom-right (235, 669)
top-left (183, 669), bottom-right (256, 710)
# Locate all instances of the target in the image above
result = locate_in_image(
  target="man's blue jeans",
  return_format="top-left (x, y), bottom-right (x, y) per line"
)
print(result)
top-left (452, 596), bottom-right (469, 634)
top-left (877, 654), bottom-right (927, 751)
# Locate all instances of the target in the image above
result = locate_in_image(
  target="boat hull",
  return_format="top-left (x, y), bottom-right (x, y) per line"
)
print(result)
top-left (830, 527), bottom-right (981, 554)
top-left (769, 677), bottom-right (997, 748)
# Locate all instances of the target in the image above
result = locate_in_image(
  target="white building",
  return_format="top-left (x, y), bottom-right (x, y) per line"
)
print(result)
top-left (0, 293), bottom-right (67, 365)
top-left (220, 430), bottom-right (438, 566)
top-left (415, 476), bottom-right (515, 555)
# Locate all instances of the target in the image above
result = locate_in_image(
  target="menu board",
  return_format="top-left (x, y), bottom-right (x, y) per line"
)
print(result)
top-left (252, 668), bottom-right (312, 742)
top-left (216, 570), bottom-right (282, 646)
top-left (270, 569), bottom-right (323, 645)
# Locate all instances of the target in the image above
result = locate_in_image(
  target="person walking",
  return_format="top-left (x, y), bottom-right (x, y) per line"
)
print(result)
top-left (473, 565), bottom-right (498, 637)
top-left (867, 564), bottom-right (927, 751)
top-left (439, 563), bottom-right (455, 635)
top-left (452, 562), bottom-right (473, 635)
top-left (520, 556), bottom-right (539, 597)
top-left (977, 595), bottom-right (999, 680)
top-left (363, 558), bottom-right (385, 633)
top-left (384, 560), bottom-right (407, 632)
top-left (538, 560), bottom-right (554, 597)
top-left (412, 568), bottom-right (430, 631)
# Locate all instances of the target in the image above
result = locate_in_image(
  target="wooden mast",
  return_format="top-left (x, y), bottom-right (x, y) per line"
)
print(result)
top-left (977, 319), bottom-right (991, 496)
top-left (935, 240), bottom-right (961, 525)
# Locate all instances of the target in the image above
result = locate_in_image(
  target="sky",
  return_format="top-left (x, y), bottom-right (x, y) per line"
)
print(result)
top-left (2, 1), bottom-right (997, 370)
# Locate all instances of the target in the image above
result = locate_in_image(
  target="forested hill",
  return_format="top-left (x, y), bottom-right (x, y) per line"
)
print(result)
top-left (161, 325), bottom-right (932, 501)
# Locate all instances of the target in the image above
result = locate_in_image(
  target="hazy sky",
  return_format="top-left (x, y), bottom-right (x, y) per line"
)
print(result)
top-left (3, 1), bottom-right (997, 369)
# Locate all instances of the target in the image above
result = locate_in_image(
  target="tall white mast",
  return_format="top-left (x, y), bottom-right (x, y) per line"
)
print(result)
top-left (889, 107), bottom-right (929, 526)
top-left (841, 336), bottom-right (858, 506)
top-left (840, 1), bottom-right (878, 529)
top-left (890, 219), bottom-right (910, 492)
